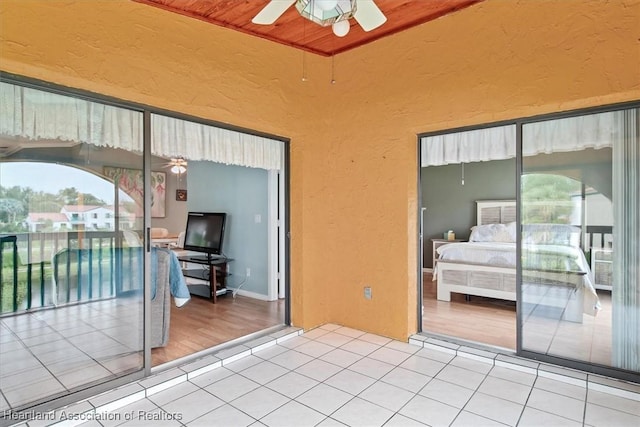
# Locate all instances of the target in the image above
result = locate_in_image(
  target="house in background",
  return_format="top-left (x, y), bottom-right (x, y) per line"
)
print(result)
top-left (60, 205), bottom-right (113, 230)
top-left (24, 212), bottom-right (69, 232)
top-left (25, 205), bottom-right (137, 231)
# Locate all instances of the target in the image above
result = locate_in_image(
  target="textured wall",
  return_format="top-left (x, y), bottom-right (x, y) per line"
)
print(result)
top-left (1, 0), bottom-right (638, 340)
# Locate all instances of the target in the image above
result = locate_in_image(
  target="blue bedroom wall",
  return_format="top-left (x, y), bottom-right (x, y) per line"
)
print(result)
top-left (187, 161), bottom-right (269, 297)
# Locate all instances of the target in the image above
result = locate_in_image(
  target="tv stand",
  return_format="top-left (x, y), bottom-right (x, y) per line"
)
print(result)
top-left (185, 254), bottom-right (224, 263)
top-left (178, 255), bottom-right (232, 303)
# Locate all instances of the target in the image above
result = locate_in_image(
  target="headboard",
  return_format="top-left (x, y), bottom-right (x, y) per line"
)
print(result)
top-left (476, 200), bottom-right (516, 225)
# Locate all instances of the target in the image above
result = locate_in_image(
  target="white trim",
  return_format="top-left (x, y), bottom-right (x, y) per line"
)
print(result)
top-left (588, 382), bottom-right (640, 402)
top-left (230, 288), bottom-right (271, 301)
top-left (186, 360), bottom-right (222, 380)
top-left (278, 153), bottom-right (286, 300)
top-left (268, 169), bottom-right (279, 301)
top-left (220, 349), bottom-right (252, 365)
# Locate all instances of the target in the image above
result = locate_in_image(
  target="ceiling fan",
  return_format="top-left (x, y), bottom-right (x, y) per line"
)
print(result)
top-left (252, 0), bottom-right (387, 37)
top-left (164, 156), bottom-right (188, 174)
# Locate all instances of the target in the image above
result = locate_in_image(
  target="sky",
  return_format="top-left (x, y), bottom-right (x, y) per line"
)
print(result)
top-left (0, 162), bottom-right (132, 204)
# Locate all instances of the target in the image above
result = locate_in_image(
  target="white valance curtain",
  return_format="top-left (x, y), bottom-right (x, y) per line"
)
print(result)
top-left (0, 82), bottom-right (143, 153)
top-left (0, 82), bottom-right (283, 170)
top-left (421, 125), bottom-right (516, 166)
top-left (151, 115), bottom-right (283, 170)
top-left (421, 113), bottom-right (617, 167)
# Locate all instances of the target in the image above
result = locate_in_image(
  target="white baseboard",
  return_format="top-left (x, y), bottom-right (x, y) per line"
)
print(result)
top-left (227, 288), bottom-right (272, 301)
top-left (423, 268), bottom-right (433, 273)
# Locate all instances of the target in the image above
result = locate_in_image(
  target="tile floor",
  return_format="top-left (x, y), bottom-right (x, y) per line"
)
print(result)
top-left (8, 324), bottom-right (640, 427)
top-left (0, 299), bottom-right (143, 411)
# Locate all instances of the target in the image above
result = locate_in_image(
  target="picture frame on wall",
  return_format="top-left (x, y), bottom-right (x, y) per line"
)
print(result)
top-left (104, 167), bottom-right (166, 218)
top-left (176, 189), bottom-right (187, 202)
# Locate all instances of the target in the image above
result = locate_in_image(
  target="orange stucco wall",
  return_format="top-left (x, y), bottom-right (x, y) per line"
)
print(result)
top-left (1, 0), bottom-right (638, 340)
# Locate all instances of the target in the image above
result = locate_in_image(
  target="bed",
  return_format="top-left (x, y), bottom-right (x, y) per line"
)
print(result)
top-left (434, 200), bottom-right (601, 323)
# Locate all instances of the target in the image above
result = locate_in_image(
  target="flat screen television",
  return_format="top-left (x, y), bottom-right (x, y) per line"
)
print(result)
top-left (183, 212), bottom-right (227, 259)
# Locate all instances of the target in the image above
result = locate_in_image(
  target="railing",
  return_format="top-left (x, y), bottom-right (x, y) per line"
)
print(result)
top-left (0, 231), bottom-right (143, 315)
top-left (0, 235), bottom-right (19, 312)
top-left (585, 225), bottom-right (613, 249)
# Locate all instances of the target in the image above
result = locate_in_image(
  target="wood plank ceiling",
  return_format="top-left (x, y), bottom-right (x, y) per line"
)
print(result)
top-left (133, 0), bottom-right (484, 56)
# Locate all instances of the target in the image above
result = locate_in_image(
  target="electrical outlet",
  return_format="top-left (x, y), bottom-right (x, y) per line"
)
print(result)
top-left (246, 267), bottom-right (251, 277)
top-left (364, 286), bottom-right (372, 300)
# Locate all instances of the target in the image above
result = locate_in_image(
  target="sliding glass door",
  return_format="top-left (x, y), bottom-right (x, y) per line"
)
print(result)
top-left (419, 105), bottom-right (639, 379)
top-left (520, 108), bottom-right (639, 374)
top-left (0, 82), bottom-right (146, 411)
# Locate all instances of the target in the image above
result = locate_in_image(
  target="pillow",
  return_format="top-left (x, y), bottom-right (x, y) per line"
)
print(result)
top-left (469, 223), bottom-right (515, 243)
top-left (522, 224), bottom-right (581, 247)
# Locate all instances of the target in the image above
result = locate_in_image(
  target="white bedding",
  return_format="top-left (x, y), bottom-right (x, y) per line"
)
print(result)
top-left (436, 241), bottom-right (593, 273)
top-left (436, 242), bottom-right (517, 268)
top-left (435, 241), bottom-right (601, 316)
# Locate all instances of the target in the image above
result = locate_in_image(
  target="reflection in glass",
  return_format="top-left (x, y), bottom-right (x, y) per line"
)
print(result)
top-left (521, 109), bottom-right (639, 374)
top-left (0, 83), bottom-right (145, 411)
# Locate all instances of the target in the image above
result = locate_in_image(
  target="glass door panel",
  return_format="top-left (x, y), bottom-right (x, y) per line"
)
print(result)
top-left (520, 109), bottom-right (639, 374)
top-left (0, 82), bottom-right (145, 411)
top-left (420, 124), bottom-right (517, 348)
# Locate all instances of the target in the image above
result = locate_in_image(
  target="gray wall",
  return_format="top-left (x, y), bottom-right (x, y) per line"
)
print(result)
top-left (187, 161), bottom-right (269, 296)
top-left (422, 159), bottom-right (516, 268)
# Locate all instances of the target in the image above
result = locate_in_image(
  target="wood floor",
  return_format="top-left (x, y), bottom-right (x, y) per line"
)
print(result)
top-left (153, 273), bottom-right (612, 366)
top-left (422, 272), bottom-right (614, 367)
top-left (422, 272), bottom-right (517, 349)
top-left (152, 293), bottom-right (285, 366)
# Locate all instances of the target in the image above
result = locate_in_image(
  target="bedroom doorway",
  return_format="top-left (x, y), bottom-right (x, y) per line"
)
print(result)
top-left (419, 124), bottom-right (518, 350)
top-left (418, 104), bottom-right (640, 382)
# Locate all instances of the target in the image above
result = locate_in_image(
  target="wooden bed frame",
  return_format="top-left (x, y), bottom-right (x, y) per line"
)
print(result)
top-left (435, 200), bottom-right (587, 323)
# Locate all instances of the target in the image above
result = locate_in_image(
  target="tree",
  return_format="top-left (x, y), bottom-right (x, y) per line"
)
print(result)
top-left (78, 192), bottom-right (106, 205)
top-left (28, 191), bottom-right (62, 213)
top-left (522, 174), bottom-right (580, 223)
top-left (0, 198), bottom-right (24, 223)
top-left (57, 187), bottom-right (105, 206)
top-left (58, 187), bottom-right (80, 205)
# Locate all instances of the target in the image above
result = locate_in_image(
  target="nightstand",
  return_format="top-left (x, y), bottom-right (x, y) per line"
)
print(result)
top-left (431, 238), bottom-right (464, 280)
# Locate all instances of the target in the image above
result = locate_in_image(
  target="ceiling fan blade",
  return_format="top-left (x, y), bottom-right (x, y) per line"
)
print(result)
top-left (252, 0), bottom-right (297, 25)
top-left (353, 0), bottom-right (387, 32)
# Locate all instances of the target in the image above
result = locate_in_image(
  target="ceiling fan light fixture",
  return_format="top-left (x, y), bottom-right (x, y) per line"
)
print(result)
top-left (296, 0), bottom-right (356, 27)
top-left (332, 19), bottom-right (350, 37)
top-left (316, 0), bottom-right (338, 11)
top-left (170, 164), bottom-right (187, 174)
top-left (169, 156), bottom-right (188, 174)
